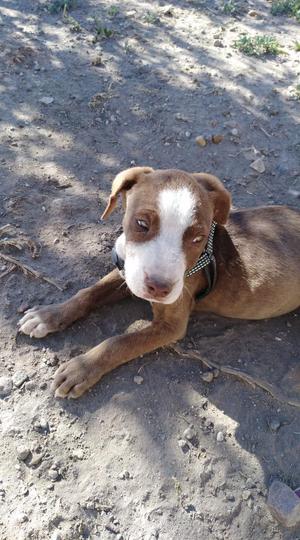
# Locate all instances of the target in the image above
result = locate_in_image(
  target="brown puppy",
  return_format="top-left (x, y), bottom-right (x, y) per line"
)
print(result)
top-left (19, 167), bottom-right (300, 398)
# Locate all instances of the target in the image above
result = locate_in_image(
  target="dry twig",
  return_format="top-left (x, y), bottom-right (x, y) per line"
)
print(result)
top-left (170, 344), bottom-right (300, 409)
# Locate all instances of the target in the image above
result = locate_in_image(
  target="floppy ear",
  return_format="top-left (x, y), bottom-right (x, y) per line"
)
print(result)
top-left (101, 166), bottom-right (154, 219)
top-left (192, 173), bottom-right (231, 225)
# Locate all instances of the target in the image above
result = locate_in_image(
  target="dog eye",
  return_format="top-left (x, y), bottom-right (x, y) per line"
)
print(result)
top-left (136, 219), bottom-right (149, 231)
top-left (192, 236), bottom-right (204, 243)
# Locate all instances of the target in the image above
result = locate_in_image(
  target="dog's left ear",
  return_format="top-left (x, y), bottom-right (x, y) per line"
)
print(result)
top-left (101, 166), bottom-right (154, 219)
top-left (192, 173), bottom-right (231, 225)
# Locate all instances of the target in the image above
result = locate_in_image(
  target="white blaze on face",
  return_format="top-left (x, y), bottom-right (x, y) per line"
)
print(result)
top-left (116, 187), bottom-right (196, 304)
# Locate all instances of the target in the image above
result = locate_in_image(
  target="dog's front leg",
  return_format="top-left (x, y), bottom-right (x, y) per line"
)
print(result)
top-left (18, 269), bottom-right (129, 338)
top-left (52, 296), bottom-right (192, 399)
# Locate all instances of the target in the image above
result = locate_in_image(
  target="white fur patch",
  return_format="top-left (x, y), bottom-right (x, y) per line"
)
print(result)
top-left (120, 187), bottom-right (196, 304)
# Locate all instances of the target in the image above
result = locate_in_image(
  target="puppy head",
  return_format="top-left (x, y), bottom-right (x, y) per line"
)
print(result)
top-left (102, 167), bottom-right (231, 304)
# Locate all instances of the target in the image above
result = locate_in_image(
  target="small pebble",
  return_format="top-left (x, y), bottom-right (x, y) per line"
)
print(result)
top-left (202, 371), bottom-right (214, 383)
top-left (195, 135), bottom-right (207, 147)
top-left (250, 158), bottom-right (265, 173)
top-left (39, 96), bottom-right (54, 105)
top-left (118, 470), bottom-right (130, 480)
top-left (133, 375), bottom-right (144, 385)
top-left (231, 128), bottom-right (239, 136)
top-left (216, 431), bottom-right (224, 442)
top-left (212, 134), bottom-right (224, 144)
top-left (16, 445), bottom-right (31, 461)
top-left (72, 449), bottom-right (84, 460)
top-left (269, 419), bottom-right (281, 432)
top-left (178, 439), bottom-right (188, 450)
top-left (183, 425), bottom-right (196, 441)
top-left (0, 376), bottom-right (13, 397)
top-left (214, 40), bottom-right (224, 47)
top-left (48, 469), bottom-right (59, 481)
top-left (242, 489), bottom-right (252, 501)
top-left (12, 370), bottom-right (28, 388)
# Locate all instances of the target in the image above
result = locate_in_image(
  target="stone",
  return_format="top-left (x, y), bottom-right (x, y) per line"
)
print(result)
top-left (216, 431), bottom-right (224, 442)
top-left (242, 489), bottom-right (252, 501)
top-left (212, 134), bottom-right (224, 144)
top-left (183, 425), bottom-right (196, 441)
top-left (202, 371), bottom-right (214, 383)
top-left (0, 376), bottom-right (13, 397)
top-left (133, 375), bottom-right (144, 385)
top-left (17, 445), bottom-right (31, 461)
top-left (48, 469), bottom-right (59, 481)
top-left (72, 449), bottom-right (84, 460)
top-left (12, 370), bottom-right (28, 388)
top-left (39, 96), bottom-right (54, 105)
top-left (214, 40), bottom-right (224, 48)
top-left (195, 135), bottom-right (207, 147)
top-left (118, 470), bottom-right (131, 480)
top-left (250, 158), bottom-right (265, 173)
top-left (269, 419), bottom-right (281, 432)
top-left (178, 439), bottom-right (189, 450)
top-left (267, 480), bottom-right (300, 528)
top-left (231, 128), bottom-right (239, 136)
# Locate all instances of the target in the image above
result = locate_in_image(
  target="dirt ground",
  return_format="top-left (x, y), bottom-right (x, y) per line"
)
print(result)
top-left (0, 1), bottom-right (300, 539)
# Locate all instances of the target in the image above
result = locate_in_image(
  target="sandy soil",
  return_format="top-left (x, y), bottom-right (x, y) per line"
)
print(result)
top-left (0, 1), bottom-right (300, 539)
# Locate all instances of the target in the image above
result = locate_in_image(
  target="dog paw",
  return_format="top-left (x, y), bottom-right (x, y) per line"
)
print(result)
top-left (18, 305), bottom-right (62, 338)
top-left (52, 356), bottom-right (100, 399)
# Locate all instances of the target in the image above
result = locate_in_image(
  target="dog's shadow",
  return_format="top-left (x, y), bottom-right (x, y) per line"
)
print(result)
top-left (51, 299), bottom-right (300, 493)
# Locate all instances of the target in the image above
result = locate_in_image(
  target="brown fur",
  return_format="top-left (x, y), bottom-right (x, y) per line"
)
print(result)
top-left (19, 168), bottom-right (300, 398)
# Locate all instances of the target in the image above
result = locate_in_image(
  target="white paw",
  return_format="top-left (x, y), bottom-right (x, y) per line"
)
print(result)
top-left (18, 308), bottom-right (51, 338)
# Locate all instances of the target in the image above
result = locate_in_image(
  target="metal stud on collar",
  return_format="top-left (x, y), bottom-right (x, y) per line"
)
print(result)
top-left (185, 221), bottom-right (217, 278)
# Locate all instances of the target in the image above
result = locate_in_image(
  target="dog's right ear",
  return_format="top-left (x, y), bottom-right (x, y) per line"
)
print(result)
top-left (101, 167), bottom-right (153, 219)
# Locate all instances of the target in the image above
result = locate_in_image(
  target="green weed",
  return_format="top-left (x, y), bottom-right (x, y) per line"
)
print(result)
top-left (294, 41), bottom-right (300, 51)
top-left (143, 11), bottom-right (159, 24)
top-left (234, 35), bottom-right (283, 56)
top-left (92, 17), bottom-right (113, 42)
top-left (271, 0), bottom-right (300, 19)
top-left (223, 1), bottom-right (238, 15)
top-left (108, 6), bottom-right (119, 17)
top-left (47, 0), bottom-right (76, 14)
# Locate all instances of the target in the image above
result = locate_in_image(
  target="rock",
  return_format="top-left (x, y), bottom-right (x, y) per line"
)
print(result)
top-left (133, 375), bottom-right (144, 385)
top-left (231, 128), bottom-right (239, 136)
top-left (248, 10), bottom-right (262, 18)
top-left (242, 489), bottom-right (252, 501)
top-left (48, 468), bottom-right (59, 481)
top-left (25, 381), bottom-right (36, 391)
top-left (39, 96), bottom-right (54, 105)
top-left (12, 370), bottom-right (28, 388)
top-left (269, 419), bottom-right (281, 432)
top-left (202, 371), bottom-right (214, 383)
top-left (16, 445), bottom-right (31, 461)
top-left (51, 533), bottom-right (62, 540)
top-left (178, 439), bottom-right (189, 450)
top-left (216, 431), bottom-right (224, 442)
top-left (72, 449), bottom-right (84, 460)
top-left (246, 478), bottom-right (256, 489)
top-left (250, 158), bottom-right (265, 173)
top-left (183, 425), bottom-right (196, 441)
top-left (195, 135), bottom-right (207, 147)
top-left (0, 376), bottom-right (13, 397)
top-left (212, 134), bottom-right (224, 144)
top-left (175, 113), bottom-right (189, 122)
top-left (214, 40), bottom-right (224, 48)
top-left (118, 470), bottom-right (131, 480)
top-left (267, 480), bottom-right (300, 528)
top-left (33, 417), bottom-right (49, 433)
top-left (30, 453), bottom-right (43, 467)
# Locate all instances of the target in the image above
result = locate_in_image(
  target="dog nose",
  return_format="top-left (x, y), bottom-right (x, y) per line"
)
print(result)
top-left (145, 275), bottom-right (173, 298)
